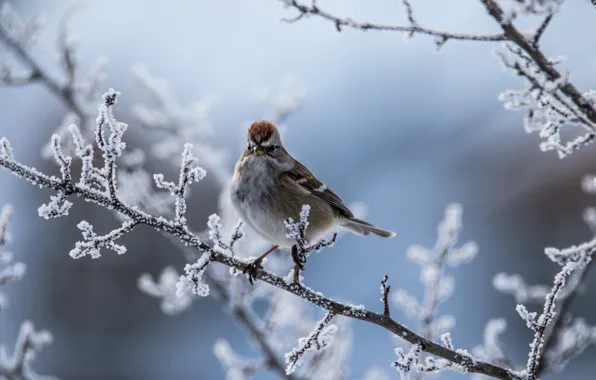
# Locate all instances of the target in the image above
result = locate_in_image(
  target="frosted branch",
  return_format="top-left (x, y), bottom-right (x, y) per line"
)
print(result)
top-left (132, 64), bottom-right (228, 184)
top-left (253, 78), bottom-right (306, 124)
top-left (0, 204), bottom-right (12, 250)
top-left (138, 266), bottom-right (192, 315)
top-left (0, 321), bottom-right (55, 380)
top-left (0, 2), bottom-right (86, 122)
top-left (0, 205), bottom-right (26, 310)
top-left (285, 312), bottom-right (337, 375)
top-left (543, 318), bottom-right (596, 373)
top-left (0, 136), bottom-right (525, 378)
top-left (176, 252), bottom-right (213, 297)
top-left (395, 204), bottom-right (477, 340)
top-left (380, 275), bottom-right (391, 317)
top-left (278, 0), bottom-right (506, 46)
top-left (154, 144), bottom-right (206, 227)
top-left (519, 257), bottom-right (587, 380)
top-left (69, 220), bottom-right (137, 259)
top-left (0, 87), bottom-right (521, 380)
top-left (278, 0), bottom-right (596, 157)
top-left (473, 319), bottom-right (515, 369)
top-left (283, 204), bottom-right (337, 283)
top-left (214, 340), bottom-right (264, 380)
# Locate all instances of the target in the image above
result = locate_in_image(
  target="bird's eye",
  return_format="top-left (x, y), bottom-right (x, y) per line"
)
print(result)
top-left (267, 145), bottom-right (277, 152)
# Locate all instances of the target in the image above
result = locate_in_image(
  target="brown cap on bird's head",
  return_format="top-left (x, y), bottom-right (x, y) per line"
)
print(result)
top-left (248, 121), bottom-right (280, 145)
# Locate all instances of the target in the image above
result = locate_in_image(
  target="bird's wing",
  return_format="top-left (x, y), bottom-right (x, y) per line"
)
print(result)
top-left (282, 159), bottom-right (353, 218)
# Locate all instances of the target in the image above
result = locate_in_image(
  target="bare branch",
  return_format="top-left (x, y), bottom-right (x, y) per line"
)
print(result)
top-left (532, 13), bottom-right (553, 47)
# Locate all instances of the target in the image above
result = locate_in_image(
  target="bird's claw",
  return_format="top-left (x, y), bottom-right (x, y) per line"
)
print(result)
top-left (243, 259), bottom-right (263, 285)
top-left (291, 245), bottom-right (307, 270)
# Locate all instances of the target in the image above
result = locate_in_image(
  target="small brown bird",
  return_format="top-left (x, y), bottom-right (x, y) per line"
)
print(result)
top-left (230, 121), bottom-right (395, 281)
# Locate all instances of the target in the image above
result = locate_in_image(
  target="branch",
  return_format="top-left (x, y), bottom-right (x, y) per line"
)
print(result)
top-left (285, 312), bottom-right (337, 375)
top-left (209, 272), bottom-right (300, 380)
top-left (279, 0), bottom-right (506, 45)
top-left (535, 260), bottom-right (593, 375)
top-left (380, 275), bottom-right (391, 317)
top-left (0, 11), bottom-right (85, 120)
top-left (479, 0), bottom-right (596, 125)
top-left (0, 125), bottom-right (518, 380)
top-left (277, 0), bottom-right (596, 157)
top-left (517, 239), bottom-right (595, 380)
top-left (1, 8), bottom-right (305, 376)
top-left (0, 321), bottom-right (55, 380)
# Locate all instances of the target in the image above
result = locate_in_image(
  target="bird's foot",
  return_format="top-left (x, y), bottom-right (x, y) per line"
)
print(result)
top-left (243, 259), bottom-right (263, 285)
top-left (291, 245), bottom-right (308, 284)
top-left (291, 245), bottom-right (307, 270)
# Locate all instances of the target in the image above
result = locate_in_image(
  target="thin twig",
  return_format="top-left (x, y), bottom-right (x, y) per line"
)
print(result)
top-left (532, 13), bottom-right (553, 47)
top-left (0, 25), bottom-right (85, 120)
top-left (381, 275), bottom-right (391, 317)
top-left (535, 258), bottom-right (595, 375)
top-left (209, 274), bottom-right (300, 380)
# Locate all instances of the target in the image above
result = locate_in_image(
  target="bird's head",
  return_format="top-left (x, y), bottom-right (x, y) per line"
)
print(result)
top-left (246, 121), bottom-right (284, 157)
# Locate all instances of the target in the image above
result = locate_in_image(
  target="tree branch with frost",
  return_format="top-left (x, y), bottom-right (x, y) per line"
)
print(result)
top-left (542, 318), bottom-right (596, 373)
top-left (517, 255), bottom-right (588, 380)
top-left (393, 204), bottom-right (477, 342)
top-left (285, 312), bottom-right (337, 375)
top-left (0, 321), bottom-right (55, 380)
top-left (0, 205), bottom-right (26, 308)
top-left (1, 5), bottom-right (313, 378)
top-left (390, 204), bottom-right (478, 379)
top-left (0, 206), bottom-right (54, 379)
top-left (393, 340), bottom-right (464, 378)
top-left (473, 319), bottom-right (516, 372)
top-left (282, 204), bottom-right (337, 284)
top-left (276, 0), bottom-right (596, 157)
top-left (380, 275), bottom-right (391, 317)
top-left (278, 0), bottom-right (506, 44)
top-left (0, 90), bottom-right (521, 380)
top-left (0, 2), bottom-right (87, 120)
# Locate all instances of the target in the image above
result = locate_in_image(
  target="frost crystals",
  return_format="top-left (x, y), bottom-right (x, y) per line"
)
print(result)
top-left (0, 321), bottom-right (53, 380)
top-left (138, 266), bottom-right (192, 315)
top-left (176, 252), bottom-right (213, 298)
top-left (285, 312), bottom-right (337, 375)
top-left (154, 143), bottom-right (206, 228)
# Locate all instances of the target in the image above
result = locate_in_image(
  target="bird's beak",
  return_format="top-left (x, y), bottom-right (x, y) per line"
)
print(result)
top-left (253, 145), bottom-right (265, 156)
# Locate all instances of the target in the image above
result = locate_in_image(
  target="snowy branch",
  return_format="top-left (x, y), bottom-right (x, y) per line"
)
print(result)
top-left (0, 321), bottom-right (55, 380)
top-left (2, 3), bottom-right (595, 379)
top-left (277, 0), bottom-right (596, 158)
top-left (518, 249), bottom-right (591, 380)
top-left (0, 90), bottom-right (519, 379)
top-left (0, 2), bottom-right (86, 120)
top-left (285, 312), bottom-right (337, 375)
top-left (393, 204), bottom-right (477, 341)
top-left (0, 6), bottom-right (311, 377)
top-left (0, 205), bottom-right (26, 309)
top-left (278, 0), bottom-right (506, 46)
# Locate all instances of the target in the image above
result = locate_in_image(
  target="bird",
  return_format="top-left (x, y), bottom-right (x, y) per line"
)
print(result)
top-left (230, 121), bottom-right (395, 283)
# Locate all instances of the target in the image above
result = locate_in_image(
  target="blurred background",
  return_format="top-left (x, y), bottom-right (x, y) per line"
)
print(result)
top-left (1, 0), bottom-right (596, 379)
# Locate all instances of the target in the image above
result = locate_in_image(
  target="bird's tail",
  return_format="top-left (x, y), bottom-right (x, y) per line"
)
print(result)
top-left (341, 217), bottom-right (396, 238)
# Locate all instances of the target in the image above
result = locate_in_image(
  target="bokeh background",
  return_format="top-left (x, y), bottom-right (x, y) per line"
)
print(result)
top-left (1, 0), bottom-right (596, 379)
